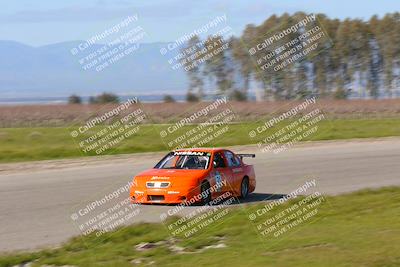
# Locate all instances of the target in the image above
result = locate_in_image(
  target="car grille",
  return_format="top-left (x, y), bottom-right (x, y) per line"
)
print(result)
top-left (146, 181), bottom-right (170, 188)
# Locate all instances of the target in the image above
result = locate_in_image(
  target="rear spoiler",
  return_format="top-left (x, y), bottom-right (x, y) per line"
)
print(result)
top-left (237, 154), bottom-right (255, 159)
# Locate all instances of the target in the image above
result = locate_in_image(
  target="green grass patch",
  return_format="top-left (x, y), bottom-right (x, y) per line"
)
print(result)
top-left (0, 118), bottom-right (400, 163)
top-left (1, 187), bottom-right (399, 267)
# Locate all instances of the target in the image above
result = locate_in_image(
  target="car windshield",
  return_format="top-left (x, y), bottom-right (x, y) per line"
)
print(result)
top-left (154, 151), bottom-right (211, 170)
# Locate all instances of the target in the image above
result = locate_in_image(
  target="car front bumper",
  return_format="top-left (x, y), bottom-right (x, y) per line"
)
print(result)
top-left (130, 187), bottom-right (201, 204)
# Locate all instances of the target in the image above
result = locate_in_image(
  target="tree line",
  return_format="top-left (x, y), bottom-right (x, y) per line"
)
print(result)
top-left (68, 92), bottom-right (120, 104)
top-left (181, 12), bottom-right (400, 101)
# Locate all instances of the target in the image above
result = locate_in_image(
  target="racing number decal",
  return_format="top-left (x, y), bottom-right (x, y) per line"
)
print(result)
top-left (215, 171), bottom-right (223, 192)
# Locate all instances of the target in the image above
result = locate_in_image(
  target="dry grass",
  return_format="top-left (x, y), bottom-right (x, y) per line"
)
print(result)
top-left (1, 99), bottom-right (400, 127)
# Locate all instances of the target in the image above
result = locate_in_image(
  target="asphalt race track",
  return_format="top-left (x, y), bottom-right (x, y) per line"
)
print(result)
top-left (1, 138), bottom-right (400, 252)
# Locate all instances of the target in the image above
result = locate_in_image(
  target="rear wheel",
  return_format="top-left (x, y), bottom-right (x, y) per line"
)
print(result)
top-left (201, 181), bottom-right (212, 205)
top-left (240, 177), bottom-right (249, 199)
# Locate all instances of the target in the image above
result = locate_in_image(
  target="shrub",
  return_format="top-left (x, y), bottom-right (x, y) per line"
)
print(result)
top-left (186, 92), bottom-right (200, 102)
top-left (230, 90), bottom-right (247, 101)
top-left (334, 88), bottom-right (349, 99)
top-left (89, 93), bottom-right (120, 104)
top-left (163, 95), bottom-right (176, 103)
top-left (68, 94), bottom-right (82, 104)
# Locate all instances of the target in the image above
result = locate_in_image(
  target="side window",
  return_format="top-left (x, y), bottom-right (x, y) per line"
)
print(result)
top-left (213, 153), bottom-right (226, 168)
top-left (234, 155), bottom-right (242, 166)
top-left (224, 151), bottom-right (241, 167)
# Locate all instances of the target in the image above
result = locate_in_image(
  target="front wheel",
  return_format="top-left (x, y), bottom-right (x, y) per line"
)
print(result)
top-left (200, 181), bottom-right (212, 205)
top-left (240, 177), bottom-right (249, 199)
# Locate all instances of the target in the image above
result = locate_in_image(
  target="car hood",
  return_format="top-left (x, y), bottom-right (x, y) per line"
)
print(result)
top-left (135, 168), bottom-right (209, 181)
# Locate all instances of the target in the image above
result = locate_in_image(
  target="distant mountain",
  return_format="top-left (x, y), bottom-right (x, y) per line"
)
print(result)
top-left (0, 40), bottom-right (188, 98)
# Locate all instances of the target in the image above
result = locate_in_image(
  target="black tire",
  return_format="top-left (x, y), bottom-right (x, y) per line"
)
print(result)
top-left (201, 181), bottom-right (212, 205)
top-left (240, 177), bottom-right (249, 199)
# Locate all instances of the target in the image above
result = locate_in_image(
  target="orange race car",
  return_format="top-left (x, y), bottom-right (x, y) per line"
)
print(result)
top-left (130, 148), bottom-right (256, 204)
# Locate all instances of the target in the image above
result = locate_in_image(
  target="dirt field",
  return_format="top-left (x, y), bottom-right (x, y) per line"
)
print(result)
top-left (1, 99), bottom-right (400, 127)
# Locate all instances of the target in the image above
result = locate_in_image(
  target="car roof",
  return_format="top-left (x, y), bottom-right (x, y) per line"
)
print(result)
top-left (173, 148), bottom-right (225, 153)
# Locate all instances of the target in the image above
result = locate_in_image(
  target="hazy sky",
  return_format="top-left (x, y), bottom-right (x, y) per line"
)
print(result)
top-left (0, 0), bottom-right (399, 46)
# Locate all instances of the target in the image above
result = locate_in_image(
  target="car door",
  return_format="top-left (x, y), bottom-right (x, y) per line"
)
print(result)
top-left (210, 151), bottom-right (233, 196)
top-left (224, 150), bottom-right (244, 194)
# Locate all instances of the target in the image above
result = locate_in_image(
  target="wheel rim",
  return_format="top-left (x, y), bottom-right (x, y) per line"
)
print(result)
top-left (241, 179), bottom-right (248, 197)
top-left (202, 183), bottom-right (211, 203)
